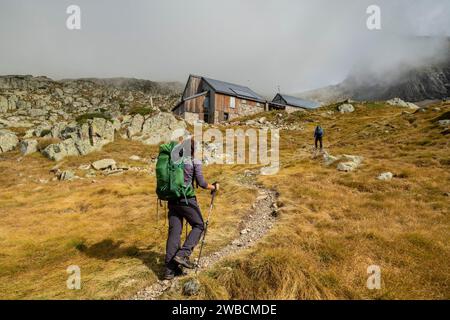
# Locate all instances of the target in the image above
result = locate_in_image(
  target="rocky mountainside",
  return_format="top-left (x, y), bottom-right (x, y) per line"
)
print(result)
top-left (300, 62), bottom-right (450, 103)
top-left (299, 39), bottom-right (450, 103)
top-left (62, 77), bottom-right (183, 95)
top-left (0, 75), bottom-right (185, 162)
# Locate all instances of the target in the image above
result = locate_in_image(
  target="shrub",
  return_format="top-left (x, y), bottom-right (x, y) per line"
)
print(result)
top-left (39, 129), bottom-right (52, 137)
top-left (76, 112), bottom-right (112, 125)
top-left (129, 105), bottom-right (155, 117)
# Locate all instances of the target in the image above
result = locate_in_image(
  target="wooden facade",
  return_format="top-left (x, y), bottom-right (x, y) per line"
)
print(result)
top-left (172, 75), bottom-right (266, 124)
top-left (214, 93), bottom-right (263, 122)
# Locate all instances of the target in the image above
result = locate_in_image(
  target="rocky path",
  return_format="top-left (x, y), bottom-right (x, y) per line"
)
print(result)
top-left (132, 178), bottom-right (278, 300)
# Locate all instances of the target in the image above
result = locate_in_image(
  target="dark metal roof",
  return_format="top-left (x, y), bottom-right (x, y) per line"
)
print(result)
top-left (274, 93), bottom-right (320, 109)
top-left (202, 76), bottom-right (266, 102)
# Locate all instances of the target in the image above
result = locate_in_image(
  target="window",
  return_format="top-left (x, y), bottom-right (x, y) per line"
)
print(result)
top-left (204, 113), bottom-right (209, 122)
top-left (224, 112), bottom-right (229, 121)
top-left (256, 102), bottom-right (261, 107)
top-left (241, 99), bottom-right (247, 104)
top-left (230, 97), bottom-right (235, 109)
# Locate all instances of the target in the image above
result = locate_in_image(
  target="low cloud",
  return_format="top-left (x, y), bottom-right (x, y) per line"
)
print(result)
top-left (0, 0), bottom-right (449, 95)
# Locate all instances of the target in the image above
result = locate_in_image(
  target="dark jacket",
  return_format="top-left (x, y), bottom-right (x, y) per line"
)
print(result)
top-left (314, 126), bottom-right (324, 138)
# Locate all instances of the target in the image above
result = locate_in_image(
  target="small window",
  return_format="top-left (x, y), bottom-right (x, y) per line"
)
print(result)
top-left (241, 99), bottom-right (247, 104)
top-left (224, 112), bottom-right (229, 121)
top-left (204, 113), bottom-right (209, 122)
top-left (256, 102), bottom-right (261, 107)
top-left (230, 97), bottom-right (235, 109)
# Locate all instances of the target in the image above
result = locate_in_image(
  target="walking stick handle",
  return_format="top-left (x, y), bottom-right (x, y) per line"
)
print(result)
top-left (211, 181), bottom-right (218, 195)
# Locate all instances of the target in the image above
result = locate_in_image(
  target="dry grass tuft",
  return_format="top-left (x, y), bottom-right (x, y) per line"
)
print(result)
top-left (1, 103), bottom-right (449, 299)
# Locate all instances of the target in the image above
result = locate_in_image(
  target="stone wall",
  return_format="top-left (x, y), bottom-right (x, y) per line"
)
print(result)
top-left (236, 102), bottom-right (264, 117)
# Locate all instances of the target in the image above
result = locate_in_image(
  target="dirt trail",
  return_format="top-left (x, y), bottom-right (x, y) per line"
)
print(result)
top-left (132, 176), bottom-right (278, 300)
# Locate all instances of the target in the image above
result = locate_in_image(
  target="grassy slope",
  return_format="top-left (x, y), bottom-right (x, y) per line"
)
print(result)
top-left (0, 102), bottom-right (449, 299)
top-left (172, 102), bottom-right (450, 300)
top-left (0, 139), bottom-right (256, 299)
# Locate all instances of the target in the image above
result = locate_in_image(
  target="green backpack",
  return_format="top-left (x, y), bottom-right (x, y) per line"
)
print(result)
top-left (155, 141), bottom-right (196, 201)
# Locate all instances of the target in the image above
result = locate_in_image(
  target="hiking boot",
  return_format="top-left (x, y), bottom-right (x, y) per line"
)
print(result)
top-left (164, 269), bottom-right (176, 280)
top-left (173, 255), bottom-right (195, 269)
top-left (164, 266), bottom-right (187, 280)
top-left (175, 266), bottom-right (187, 276)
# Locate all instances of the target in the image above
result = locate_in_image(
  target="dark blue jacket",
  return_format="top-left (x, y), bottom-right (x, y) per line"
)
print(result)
top-left (314, 126), bottom-right (324, 138)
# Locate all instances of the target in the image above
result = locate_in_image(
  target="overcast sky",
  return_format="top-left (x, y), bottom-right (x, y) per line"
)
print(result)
top-left (0, 0), bottom-right (449, 95)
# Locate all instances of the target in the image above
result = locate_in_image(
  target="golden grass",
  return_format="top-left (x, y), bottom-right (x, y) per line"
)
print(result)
top-left (0, 139), bottom-right (256, 299)
top-left (1, 102), bottom-right (449, 299)
top-left (189, 102), bottom-right (450, 300)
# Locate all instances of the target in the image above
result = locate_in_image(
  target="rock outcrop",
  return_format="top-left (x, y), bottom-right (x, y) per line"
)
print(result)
top-left (92, 159), bottom-right (116, 171)
top-left (128, 112), bottom-right (187, 145)
top-left (19, 139), bottom-right (38, 155)
top-left (42, 118), bottom-right (115, 161)
top-left (298, 37), bottom-right (450, 103)
top-left (386, 98), bottom-right (419, 110)
top-left (338, 103), bottom-right (355, 113)
top-left (336, 155), bottom-right (364, 172)
top-left (377, 172), bottom-right (393, 181)
top-left (323, 151), bottom-right (363, 172)
top-left (0, 130), bottom-right (18, 153)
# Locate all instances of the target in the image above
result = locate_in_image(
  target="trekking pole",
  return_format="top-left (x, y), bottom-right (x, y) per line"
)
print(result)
top-left (195, 183), bottom-right (217, 274)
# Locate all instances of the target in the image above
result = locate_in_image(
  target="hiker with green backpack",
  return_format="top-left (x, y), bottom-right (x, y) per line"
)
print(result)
top-left (156, 137), bottom-right (219, 280)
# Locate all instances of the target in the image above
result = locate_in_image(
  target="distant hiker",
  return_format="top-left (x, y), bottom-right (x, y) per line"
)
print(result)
top-left (156, 137), bottom-right (219, 280)
top-left (314, 125), bottom-right (324, 150)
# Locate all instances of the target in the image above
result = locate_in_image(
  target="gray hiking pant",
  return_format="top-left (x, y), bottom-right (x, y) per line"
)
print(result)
top-left (165, 197), bottom-right (205, 270)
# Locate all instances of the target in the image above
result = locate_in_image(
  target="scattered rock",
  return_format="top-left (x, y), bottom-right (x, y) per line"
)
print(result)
top-left (58, 170), bottom-right (75, 181)
top-left (232, 239), bottom-right (243, 247)
top-left (183, 279), bottom-right (201, 296)
top-left (50, 163), bottom-right (63, 173)
top-left (19, 139), bottom-right (38, 155)
top-left (387, 98), bottom-right (419, 110)
top-left (0, 129), bottom-right (19, 153)
top-left (377, 172), bottom-right (393, 181)
top-left (240, 228), bottom-right (250, 235)
top-left (103, 168), bottom-right (124, 176)
top-left (256, 194), bottom-right (268, 201)
top-left (0, 96), bottom-right (8, 113)
top-left (92, 159), bottom-right (116, 170)
top-left (29, 109), bottom-right (47, 117)
top-left (336, 155), bottom-right (363, 172)
top-left (437, 119), bottom-right (450, 127)
top-left (129, 155), bottom-right (141, 161)
top-left (42, 138), bottom-right (79, 161)
top-left (322, 151), bottom-right (339, 165)
top-left (338, 103), bottom-right (355, 113)
top-left (78, 164), bottom-right (91, 170)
